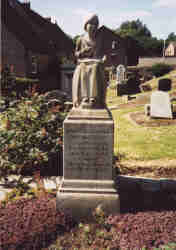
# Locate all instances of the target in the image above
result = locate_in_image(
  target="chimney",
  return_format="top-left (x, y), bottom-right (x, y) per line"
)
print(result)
top-left (21, 1), bottom-right (31, 9)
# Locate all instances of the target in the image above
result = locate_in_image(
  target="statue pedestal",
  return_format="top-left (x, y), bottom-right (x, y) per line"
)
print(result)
top-left (56, 108), bottom-right (120, 220)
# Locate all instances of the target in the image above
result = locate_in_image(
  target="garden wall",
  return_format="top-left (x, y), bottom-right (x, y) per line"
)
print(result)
top-left (138, 57), bottom-right (176, 67)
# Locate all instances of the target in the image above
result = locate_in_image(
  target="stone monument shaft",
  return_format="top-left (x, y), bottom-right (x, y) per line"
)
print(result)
top-left (57, 14), bottom-right (120, 219)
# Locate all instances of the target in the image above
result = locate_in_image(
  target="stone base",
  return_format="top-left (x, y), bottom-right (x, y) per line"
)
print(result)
top-left (57, 179), bottom-right (120, 221)
top-left (63, 108), bottom-right (114, 180)
top-left (57, 108), bottom-right (119, 220)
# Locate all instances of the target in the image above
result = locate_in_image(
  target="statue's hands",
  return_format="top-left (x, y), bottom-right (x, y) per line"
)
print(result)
top-left (76, 47), bottom-right (94, 58)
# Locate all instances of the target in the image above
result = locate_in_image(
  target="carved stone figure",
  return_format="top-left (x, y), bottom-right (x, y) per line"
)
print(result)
top-left (72, 14), bottom-right (107, 109)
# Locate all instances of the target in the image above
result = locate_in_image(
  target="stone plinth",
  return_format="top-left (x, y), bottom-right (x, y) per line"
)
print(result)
top-left (57, 108), bottom-right (120, 220)
top-left (63, 108), bottom-right (114, 180)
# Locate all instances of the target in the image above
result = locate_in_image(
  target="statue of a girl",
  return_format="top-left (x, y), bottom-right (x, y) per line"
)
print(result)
top-left (72, 14), bottom-right (107, 109)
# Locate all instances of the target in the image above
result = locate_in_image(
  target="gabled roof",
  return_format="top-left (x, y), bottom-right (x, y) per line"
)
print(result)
top-left (98, 25), bottom-right (124, 42)
top-left (20, 2), bottom-right (74, 53)
top-left (2, 0), bottom-right (74, 54)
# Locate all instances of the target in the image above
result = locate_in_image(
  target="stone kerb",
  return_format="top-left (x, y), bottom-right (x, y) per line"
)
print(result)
top-left (117, 175), bottom-right (176, 212)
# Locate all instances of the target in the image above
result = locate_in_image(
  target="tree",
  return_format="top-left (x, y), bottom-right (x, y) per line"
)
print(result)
top-left (115, 19), bottom-right (163, 56)
top-left (116, 19), bottom-right (152, 39)
top-left (166, 32), bottom-right (176, 42)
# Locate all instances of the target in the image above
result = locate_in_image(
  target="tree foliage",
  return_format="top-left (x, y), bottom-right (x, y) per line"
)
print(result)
top-left (117, 19), bottom-right (152, 39)
top-left (115, 19), bottom-right (163, 56)
top-left (166, 32), bottom-right (176, 42)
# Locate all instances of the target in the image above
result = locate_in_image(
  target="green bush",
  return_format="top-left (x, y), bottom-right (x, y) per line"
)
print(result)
top-left (0, 92), bottom-right (66, 180)
top-left (150, 63), bottom-right (173, 77)
top-left (1, 65), bottom-right (16, 97)
top-left (1, 65), bottom-right (39, 98)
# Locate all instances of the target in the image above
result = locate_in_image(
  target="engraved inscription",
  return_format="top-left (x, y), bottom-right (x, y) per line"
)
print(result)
top-left (64, 132), bottom-right (112, 170)
top-left (63, 119), bottom-right (113, 180)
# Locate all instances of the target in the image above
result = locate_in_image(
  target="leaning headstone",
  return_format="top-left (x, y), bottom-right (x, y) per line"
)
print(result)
top-left (150, 91), bottom-right (173, 118)
top-left (150, 79), bottom-right (173, 119)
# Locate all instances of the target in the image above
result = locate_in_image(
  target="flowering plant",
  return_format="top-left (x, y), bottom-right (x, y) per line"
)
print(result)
top-left (0, 92), bottom-right (66, 180)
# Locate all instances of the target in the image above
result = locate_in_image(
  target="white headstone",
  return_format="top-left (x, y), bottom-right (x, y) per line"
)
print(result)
top-left (150, 91), bottom-right (173, 118)
top-left (116, 64), bottom-right (126, 84)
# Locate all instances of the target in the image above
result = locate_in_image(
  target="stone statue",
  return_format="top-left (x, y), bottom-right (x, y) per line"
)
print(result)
top-left (72, 14), bottom-right (107, 109)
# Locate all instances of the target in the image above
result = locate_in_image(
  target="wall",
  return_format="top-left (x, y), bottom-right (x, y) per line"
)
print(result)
top-left (1, 23), bottom-right (27, 76)
top-left (98, 26), bottom-right (127, 67)
top-left (138, 57), bottom-right (176, 67)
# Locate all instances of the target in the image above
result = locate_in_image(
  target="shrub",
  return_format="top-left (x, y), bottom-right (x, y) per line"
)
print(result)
top-left (0, 196), bottom-right (74, 250)
top-left (48, 209), bottom-right (176, 249)
top-left (0, 92), bottom-right (66, 180)
top-left (1, 65), bottom-right (16, 96)
top-left (150, 63), bottom-right (173, 77)
top-left (1, 65), bottom-right (39, 98)
top-left (106, 210), bottom-right (176, 249)
top-left (14, 77), bottom-right (39, 98)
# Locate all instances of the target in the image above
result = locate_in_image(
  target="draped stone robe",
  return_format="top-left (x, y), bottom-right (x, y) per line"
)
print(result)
top-left (72, 31), bottom-right (106, 108)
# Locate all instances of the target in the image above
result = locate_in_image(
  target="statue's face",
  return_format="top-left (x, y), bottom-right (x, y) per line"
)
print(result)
top-left (86, 23), bottom-right (97, 35)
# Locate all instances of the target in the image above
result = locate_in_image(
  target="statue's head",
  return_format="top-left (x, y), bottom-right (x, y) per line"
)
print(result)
top-left (84, 14), bottom-right (99, 31)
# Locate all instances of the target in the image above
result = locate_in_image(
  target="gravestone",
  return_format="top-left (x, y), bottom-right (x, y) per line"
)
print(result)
top-left (145, 78), bottom-right (173, 119)
top-left (116, 64), bottom-right (126, 84)
top-left (116, 64), bottom-right (128, 96)
top-left (150, 91), bottom-right (173, 118)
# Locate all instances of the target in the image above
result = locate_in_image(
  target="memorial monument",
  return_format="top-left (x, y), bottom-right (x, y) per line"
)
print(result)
top-left (57, 14), bottom-right (120, 219)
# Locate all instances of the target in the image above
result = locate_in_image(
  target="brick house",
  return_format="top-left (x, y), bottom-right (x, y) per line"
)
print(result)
top-left (1, 0), bottom-right (74, 91)
top-left (97, 26), bottom-right (139, 67)
top-left (165, 42), bottom-right (176, 57)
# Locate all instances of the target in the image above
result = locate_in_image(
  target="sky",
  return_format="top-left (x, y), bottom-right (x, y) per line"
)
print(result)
top-left (20, 0), bottom-right (176, 39)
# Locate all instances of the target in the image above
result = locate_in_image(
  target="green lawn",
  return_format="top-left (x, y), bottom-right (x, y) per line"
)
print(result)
top-left (107, 70), bottom-right (176, 162)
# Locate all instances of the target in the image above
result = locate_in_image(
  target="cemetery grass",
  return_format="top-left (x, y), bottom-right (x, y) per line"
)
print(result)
top-left (107, 70), bottom-right (176, 178)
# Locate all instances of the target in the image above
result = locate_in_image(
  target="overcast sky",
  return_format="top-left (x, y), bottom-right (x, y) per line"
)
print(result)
top-left (20, 0), bottom-right (176, 39)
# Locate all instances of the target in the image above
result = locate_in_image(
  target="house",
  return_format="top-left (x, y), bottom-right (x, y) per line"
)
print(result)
top-left (93, 26), bottom-right (140, 81)
top-left (124, 36), bottom-right (141, 66)
top-left (97, 26), bottom-right (127, 67)
top-left (165, 42), bottom-right (176, 57)
top-left (96, 26), bottom-right (140, 68)
top-left (1, 0), bottom-right (74, 91)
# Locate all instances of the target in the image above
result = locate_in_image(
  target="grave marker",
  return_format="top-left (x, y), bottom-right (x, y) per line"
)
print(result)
top-left (150, 91), bottom-right (173, 118)
top-left (116, 64), bottom-right (126, 84)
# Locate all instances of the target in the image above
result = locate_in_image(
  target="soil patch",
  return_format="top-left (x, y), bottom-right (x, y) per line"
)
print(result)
top-left (129, 111), bottom-right (176, 127)
top-left (116, 159), bottom-right (176, 179)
